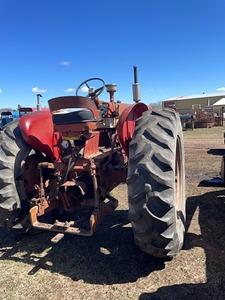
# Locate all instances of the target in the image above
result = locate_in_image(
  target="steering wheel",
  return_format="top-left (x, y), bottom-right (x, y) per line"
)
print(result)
top-left (76, 77), bottom-right (105, 97)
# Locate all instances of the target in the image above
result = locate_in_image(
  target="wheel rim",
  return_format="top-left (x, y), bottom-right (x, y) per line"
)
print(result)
top-left (175, 136), bottom-right (183, 214)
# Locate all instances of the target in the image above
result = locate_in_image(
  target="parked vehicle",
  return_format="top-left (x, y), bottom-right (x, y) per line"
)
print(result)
top-left (0, 111), bottom-right (13, 129)
top-left (18, 107), bottom-right (33, 117)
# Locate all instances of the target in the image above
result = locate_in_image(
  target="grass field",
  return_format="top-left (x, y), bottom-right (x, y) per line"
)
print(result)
top-left (1, 126), bottom-right (225, 299)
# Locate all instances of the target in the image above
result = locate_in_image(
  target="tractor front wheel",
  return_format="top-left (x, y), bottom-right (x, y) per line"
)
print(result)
top-left (127, 108), bottom-right (186, 258)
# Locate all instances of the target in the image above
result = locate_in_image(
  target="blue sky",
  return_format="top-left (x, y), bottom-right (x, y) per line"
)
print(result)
top-left (0, 0), bottom-right (225, 108)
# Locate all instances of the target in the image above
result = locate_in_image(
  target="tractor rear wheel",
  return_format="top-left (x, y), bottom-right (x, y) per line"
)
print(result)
top-left (0, 120), bottom-right (31, 229)
top-left (127, 108), bottom-right (185, 258)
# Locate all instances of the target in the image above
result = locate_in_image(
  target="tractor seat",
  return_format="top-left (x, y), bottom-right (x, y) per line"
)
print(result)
top-left (52, 108), bottom-right (96, 125)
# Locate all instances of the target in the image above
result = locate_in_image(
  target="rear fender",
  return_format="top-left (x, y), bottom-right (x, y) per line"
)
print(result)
top-left (117, 103), bottom-right (149, 156)
top-left (19, 111), bottom-right (60, 160)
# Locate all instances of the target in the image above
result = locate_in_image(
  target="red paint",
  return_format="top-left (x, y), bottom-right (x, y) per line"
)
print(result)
top-left (19, 110), bottom-right (60, 160)
top-left (84, 132), bottom-right (100, 158)
top-left (117, 103), bottom-right (149, 155)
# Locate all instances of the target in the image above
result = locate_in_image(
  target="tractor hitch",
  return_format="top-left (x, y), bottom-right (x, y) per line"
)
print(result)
top-left (29, 195), bottom-right (118, 238)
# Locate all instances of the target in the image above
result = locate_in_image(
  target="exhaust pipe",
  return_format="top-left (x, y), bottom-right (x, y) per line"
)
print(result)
top-left (132, 66), bottom-right (141, 103)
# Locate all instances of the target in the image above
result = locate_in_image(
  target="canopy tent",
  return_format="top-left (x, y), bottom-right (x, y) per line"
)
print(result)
top-left (213, 98), bottom-right (225, 106)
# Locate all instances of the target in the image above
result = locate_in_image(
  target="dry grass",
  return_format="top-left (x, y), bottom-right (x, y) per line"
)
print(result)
top-left (1, 126), bottom-right (225, 299)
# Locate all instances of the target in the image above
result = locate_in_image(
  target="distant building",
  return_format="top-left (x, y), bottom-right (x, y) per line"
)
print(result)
top-left (162, 93), bottom-right (225, 114)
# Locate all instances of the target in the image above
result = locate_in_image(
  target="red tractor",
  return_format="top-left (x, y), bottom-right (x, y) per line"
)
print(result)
top-left (0, 67), bottom-right (185, 258)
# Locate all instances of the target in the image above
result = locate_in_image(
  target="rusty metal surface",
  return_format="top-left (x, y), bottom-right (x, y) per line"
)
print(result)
top-left (58, 181), bottom-right (77, 211)
top-left (23, 155), bottom-right (47, 198)
top-left (84, 132), bottom-right (100, 158)
top-left (54, 122), bottom-right (98, 138)
top-left (29, 196), bottom-right (118, 237)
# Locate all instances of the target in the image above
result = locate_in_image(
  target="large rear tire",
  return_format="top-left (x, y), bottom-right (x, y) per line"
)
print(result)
top-left (0, 120), bottom-right (30, 228)
top-left (127, 108), bottom-right (185, 258)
